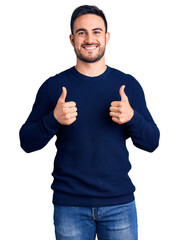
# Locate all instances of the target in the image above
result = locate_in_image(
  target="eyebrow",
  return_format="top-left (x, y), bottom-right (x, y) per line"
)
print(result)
top-left (75, 28), bottom-right (103, 33)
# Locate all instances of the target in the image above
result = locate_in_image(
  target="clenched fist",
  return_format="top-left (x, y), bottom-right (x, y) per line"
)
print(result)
top-left (109, 85), bottom-right (134, 124)
top-left (54, 87), bottom-right (78, 125)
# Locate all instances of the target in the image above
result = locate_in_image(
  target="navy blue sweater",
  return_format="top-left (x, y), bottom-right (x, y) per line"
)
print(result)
top-left (19, 66), bottom-right (160, 207)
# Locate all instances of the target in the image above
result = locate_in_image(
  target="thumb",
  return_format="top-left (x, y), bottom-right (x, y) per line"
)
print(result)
top-left (59, 86), bottom-right (67, 102)
top-left (119, 85), bottom-right (128, 101)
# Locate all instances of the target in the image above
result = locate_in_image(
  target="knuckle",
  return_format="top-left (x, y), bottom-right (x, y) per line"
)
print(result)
top-left (120, 118), bottom-right (125, 124)
top-left (117, 106), bottom-right (121, 112)
top-left (66, 120), bottom-right (71, 125)
top-left (118, 118), bottom-right (122, 124)
top-left (63, 109), bottom-right (68, 114)
top-left (64, 115), bottom-right (69, 120)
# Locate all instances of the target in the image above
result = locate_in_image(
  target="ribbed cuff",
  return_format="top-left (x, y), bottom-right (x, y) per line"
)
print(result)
top-left (123, 110), bottom-right (144, 129)
top-left (42, 111), bottom-right (61, 134)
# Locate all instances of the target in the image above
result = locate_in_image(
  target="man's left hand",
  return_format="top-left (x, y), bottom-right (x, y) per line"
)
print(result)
top-left (109, 85), bottom-right (134, 124)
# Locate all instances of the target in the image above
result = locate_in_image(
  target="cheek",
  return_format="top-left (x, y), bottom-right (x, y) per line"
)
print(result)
top-left (99, 37), bottom-right (106, 46)
top-left (74, 40), bottom-right (83, 49)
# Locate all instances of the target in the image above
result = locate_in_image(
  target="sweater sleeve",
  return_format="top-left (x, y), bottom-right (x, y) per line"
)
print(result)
top-left (19, 79), bottom-right (61, 153)
top-left (123, 77), bottom-right (160, 152)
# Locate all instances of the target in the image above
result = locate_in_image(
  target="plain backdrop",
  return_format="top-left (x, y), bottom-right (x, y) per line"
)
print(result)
top-left (1, 0), bottom-right (178, 239)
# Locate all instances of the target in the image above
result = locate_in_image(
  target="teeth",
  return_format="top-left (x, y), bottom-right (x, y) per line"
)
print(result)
top-left (84, 46), bottom-right (97, 49)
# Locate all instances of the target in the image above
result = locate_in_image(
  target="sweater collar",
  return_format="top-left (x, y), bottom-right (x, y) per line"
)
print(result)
top-left (71, 65), bottom-right (111, 81)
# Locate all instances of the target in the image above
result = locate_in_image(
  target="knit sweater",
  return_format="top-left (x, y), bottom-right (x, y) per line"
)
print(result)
top-left (19, 66), bottom-right (160, 207)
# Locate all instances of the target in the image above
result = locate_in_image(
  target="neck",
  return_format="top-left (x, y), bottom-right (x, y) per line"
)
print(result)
top-left (75, 57), bottom-right (107, 77)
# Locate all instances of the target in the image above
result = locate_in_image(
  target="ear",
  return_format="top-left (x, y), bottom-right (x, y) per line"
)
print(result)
top-left (105, 32), bottom-right (110, 45)
top-left (69, 34), bottom-right (74, 46)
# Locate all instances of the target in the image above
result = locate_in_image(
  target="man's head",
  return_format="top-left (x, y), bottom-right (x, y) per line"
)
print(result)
top-left (70, 5), bottom-right (108, 35)
top-left (69, 5), bottom-right (110, 63)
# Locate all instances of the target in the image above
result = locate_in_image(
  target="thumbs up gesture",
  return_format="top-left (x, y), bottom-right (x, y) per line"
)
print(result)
top-left (109, 85), bottom-right (134, 124)
top-left (54, 87), bottom-right (78, 125)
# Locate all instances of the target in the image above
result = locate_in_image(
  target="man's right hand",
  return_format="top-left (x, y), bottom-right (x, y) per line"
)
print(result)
top-left (54, 87), bottom-right (78, 125)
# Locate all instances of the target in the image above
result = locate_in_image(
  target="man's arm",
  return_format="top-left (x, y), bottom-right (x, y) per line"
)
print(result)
top-left (19, 82), bottom-right (78, 153)
top-left (110, 78), bottom-right (160, 152)
top-left (19, 80), bottom-right (61, 153)
top-left (124, 79), bottom-right (160, 152)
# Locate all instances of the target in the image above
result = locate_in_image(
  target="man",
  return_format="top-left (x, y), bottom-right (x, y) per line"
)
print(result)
top-left (19, 5), bottom-right (160, 240)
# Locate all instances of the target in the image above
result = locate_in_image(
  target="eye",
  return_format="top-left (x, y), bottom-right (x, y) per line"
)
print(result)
top-left (94, 31), bottom-right (101, 35)
top-left (78, 32), bottom-right (86, 35)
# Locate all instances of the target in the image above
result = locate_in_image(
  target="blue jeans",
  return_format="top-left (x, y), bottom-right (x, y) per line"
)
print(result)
top-left (53, 200), bottom-right (138, 240)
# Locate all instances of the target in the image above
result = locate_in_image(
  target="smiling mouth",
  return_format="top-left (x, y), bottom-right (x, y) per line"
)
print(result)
top-left (83, 45), bottom-right (98, 50)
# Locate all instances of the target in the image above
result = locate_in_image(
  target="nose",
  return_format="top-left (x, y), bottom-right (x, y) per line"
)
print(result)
top-left (85, 32), bottom-right (95, 44)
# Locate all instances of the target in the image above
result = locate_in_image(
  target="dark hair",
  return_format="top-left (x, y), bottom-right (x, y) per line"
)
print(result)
top-left (70, 5), bottom-right (108, 34)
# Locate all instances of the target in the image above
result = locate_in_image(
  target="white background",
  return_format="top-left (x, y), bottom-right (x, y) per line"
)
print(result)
top-left (1, 0), bottom-right (178, 239)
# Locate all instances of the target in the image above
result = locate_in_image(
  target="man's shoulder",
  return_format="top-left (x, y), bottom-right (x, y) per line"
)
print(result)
top-left (37, 67), bottom-right (74, 92)
top-left (109, 66), bottom-right (136, 82)
top-left (109, 66), bottom-right (126, 75)
top-left (48, 66), bottom-right (74, 80)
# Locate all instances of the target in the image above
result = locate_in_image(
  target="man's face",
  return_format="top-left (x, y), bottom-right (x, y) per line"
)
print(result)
top-left (70, 14), bottom-right (110, 63)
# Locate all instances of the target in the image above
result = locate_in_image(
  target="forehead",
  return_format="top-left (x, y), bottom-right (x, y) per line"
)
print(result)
top-left (73, 14), bottom-right (105, 31)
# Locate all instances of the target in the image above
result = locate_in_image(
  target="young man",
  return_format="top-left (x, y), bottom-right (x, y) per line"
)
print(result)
top-left (19, 5), bottom-right (160, 240)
